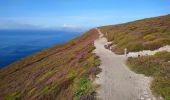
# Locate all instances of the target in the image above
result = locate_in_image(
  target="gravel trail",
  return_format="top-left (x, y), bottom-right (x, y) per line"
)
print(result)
top-left (94, 28), bottom-right (160, 100)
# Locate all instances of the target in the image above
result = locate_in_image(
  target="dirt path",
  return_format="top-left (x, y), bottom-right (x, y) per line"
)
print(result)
top-left (94, 28), bottom-right (160, 100)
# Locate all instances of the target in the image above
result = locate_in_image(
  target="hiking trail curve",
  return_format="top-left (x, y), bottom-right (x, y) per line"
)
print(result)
top-left (94, 28), bottom-right (162, 100)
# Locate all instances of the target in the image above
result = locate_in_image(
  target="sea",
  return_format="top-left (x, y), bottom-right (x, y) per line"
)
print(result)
top-left (0, 29), bottom-right (82, 68)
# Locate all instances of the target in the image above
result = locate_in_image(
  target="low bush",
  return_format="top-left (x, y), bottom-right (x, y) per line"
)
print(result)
top-left (39, 70), bottom-right (57, 82)
top-left (126, 51), bottom-right (170, 100)
top-left (143, 34), bottom-right (157, 41)
top-left (73, 76), bottom-right (94, 100)
top-left (126, 42), bottom-right (144, 52)
top-left (5, 91), bottom-right (22, 100)
top-left (155, 51), bottom-right (170, 61)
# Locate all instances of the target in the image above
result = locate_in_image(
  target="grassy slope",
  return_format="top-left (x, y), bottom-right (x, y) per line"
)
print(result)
top-left (99, 14), bottom-right (170, 54)
top-left (127, 51), bottom-right (170, 100)
top-left (99, 15), bottom-right (170, 100)
top-left (0, 29), bottom-right (101, 100)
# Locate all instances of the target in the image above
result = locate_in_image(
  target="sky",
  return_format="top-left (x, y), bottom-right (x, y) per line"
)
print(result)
top-left (0, 0), bottom-right (170, 30)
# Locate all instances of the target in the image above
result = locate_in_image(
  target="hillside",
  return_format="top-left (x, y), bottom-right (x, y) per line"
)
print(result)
top-left (99, 15), bottom-right (170, 100)
top-left (1, 14), bottom-right (170, 100)
top-left (99, 14), bottom-right (170, 54)
top-left (0, 29), bottom-right (101, 100)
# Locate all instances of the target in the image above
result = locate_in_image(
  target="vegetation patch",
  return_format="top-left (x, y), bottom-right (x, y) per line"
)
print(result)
top-left (39, 70), bottom-right (57, 82)
top-left (5, 91), bottom-right (22, 100)
top-left (143, 34), bottom-right (157, 41)
top-left (27, 88), bottom-right (36, 96)
top-left (87, 55), bottom-right (101, 67)
top-left (99, 14), bottom-right (170, 54)
top-left (73, 76), bottom-right (94, 100)
top-left (72, 55), bottom-right (101, 100)
top-left (126, 51), bottom-right (170, 100)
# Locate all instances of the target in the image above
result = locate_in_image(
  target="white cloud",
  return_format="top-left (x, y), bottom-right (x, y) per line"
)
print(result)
top-left (0, 14), bottom-right (123, 30)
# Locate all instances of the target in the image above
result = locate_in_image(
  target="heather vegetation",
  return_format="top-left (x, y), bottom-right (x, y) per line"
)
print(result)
top-left (99, 15), bottom-right (170, 54)
top-left (99, 15), bottom-right (170, 100)
top-left (127, 51), bottom-right (170, 100)
top-left (0, 29), bottom-right (101, 100)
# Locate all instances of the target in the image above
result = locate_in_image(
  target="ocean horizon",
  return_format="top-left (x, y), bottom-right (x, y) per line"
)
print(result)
top-left (0, 29), bottom-right (82, 68)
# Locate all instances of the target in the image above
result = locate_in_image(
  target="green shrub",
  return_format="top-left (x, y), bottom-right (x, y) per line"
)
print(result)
top-left (5, 91), bottom-right (22, 100)
top-left (144, 34), bottom-right (157, 41)
top-left (73, 76), bottom-right (93, 100)
top-left (39, 70), bottom-right (57, 81)
top-left (86, 55), bottom-right (101, 68)
top-left (68, 71), bottom-right (77, 78)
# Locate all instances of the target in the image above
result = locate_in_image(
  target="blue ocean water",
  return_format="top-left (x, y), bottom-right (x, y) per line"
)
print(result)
top-left (0, 29), bottom-right (82, 68)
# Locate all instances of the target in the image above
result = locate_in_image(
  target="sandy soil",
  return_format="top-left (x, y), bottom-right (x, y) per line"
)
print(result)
top-left (94, 28), bottom-right (161, 100)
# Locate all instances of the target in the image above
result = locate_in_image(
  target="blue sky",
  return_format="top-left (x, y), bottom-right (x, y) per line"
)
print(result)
top-left (0, 0), bottom-right (170, 29)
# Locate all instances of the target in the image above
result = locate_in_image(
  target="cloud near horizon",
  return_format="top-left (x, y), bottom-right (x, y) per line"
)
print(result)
top-left (0, 15), bottom-right (152, 30)
top-left (0, 18), bottom-right (91, 33)
top-left (0, 0), bottom-right (170, 30)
